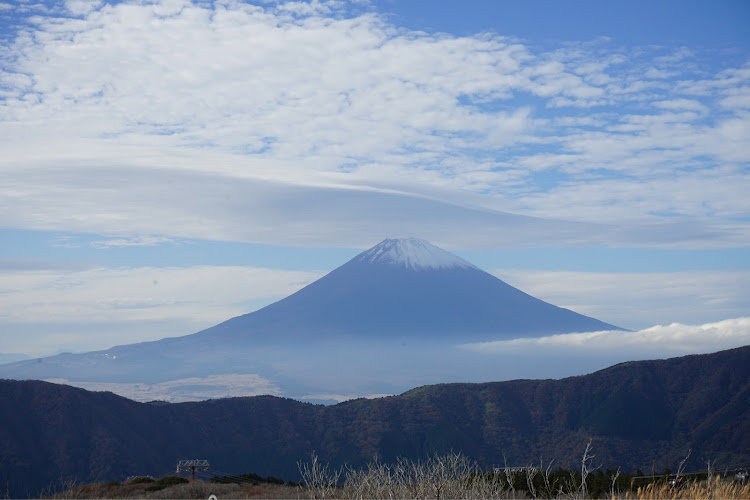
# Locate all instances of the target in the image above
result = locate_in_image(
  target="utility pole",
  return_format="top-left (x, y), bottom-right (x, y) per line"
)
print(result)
top-left (176, 459), bottom-right (210, 480)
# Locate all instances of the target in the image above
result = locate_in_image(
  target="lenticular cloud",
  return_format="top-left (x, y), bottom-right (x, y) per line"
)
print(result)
top-left (461, 317), bottom-right (750, 355)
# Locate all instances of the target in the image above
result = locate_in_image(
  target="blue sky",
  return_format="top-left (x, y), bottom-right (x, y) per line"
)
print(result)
top-left (0, 0), bottom-right (749, 357)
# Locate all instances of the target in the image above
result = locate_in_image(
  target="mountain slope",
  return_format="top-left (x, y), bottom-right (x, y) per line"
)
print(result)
top-left (198, 237), bottom-right (622, 342)
top-left (1, 346), bottom-right (748, 498)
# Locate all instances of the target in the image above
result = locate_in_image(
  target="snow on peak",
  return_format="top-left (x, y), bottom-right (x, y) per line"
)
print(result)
top-left (356, 238), bottom-right (477, 270)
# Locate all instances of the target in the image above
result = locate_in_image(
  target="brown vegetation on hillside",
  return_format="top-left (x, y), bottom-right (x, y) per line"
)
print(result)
top-left (623, 480), bottom-right (750, 500)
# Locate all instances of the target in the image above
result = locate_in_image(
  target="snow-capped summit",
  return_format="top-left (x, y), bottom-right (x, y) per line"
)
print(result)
top-left (354, 238), bottom-right (477, 270)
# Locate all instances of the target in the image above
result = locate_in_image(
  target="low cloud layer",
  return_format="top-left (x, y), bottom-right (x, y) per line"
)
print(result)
top-left (461, 318), bottom-right (750, 359)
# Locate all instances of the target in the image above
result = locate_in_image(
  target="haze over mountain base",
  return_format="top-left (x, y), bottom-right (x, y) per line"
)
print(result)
top-left (4, 318), bottom-right (745, 403)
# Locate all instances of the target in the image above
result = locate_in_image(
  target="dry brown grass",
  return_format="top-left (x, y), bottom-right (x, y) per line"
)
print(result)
top-left (620, 477), bottom-right (750, 500)
top-left (46, 479), bottom-right (300, 499)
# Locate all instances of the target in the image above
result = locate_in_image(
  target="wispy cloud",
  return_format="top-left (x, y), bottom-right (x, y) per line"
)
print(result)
top-left (0, 0), bottom-right (746, 249)
top-left (88, 235), bottom-right (177, 249)
top-left (0, 264), bottom-right (323, 353)
top-left (0, 264), bottom-right (321, 322)
top-left (51, 234), bottom-right (178, 249)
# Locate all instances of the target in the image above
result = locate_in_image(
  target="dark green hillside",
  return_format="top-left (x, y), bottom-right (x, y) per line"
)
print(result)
top-left (1, 346), bottom-right (748, 498)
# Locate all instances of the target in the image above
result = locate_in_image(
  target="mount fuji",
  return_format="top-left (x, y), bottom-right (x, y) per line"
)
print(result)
top-left (0, 238), bottom-right (624, 402)
top-left (197, 237), bottom-right (620, 343)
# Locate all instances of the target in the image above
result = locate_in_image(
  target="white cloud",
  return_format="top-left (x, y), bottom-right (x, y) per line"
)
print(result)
top-left (64, 0), bottom-right (102, 16)
top-left (721, 87), bottom-right (750, 110)
top-left (6, 160), bottom-right (742, 250)
top-left (461, 318), bottom-right (750, 359)
top-left (517, 167), bottom-right (750, 228)
top-left (0, 0), bottom-right (746, 249)
top-left (653, 98), bottom-right (708, 113)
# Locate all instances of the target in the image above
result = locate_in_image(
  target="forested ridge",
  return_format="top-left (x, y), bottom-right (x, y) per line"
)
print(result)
top-left (1, 346), bottom-right (748, 498)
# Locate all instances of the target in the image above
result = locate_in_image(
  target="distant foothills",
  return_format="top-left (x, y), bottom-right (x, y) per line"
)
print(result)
top-left (1, 345), bottom-right (748, 498)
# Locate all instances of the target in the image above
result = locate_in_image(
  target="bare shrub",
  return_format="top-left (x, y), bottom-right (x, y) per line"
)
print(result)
top-left (503, 454), bottom-right (516, 500)
top-left (308, 451), bottom-right (514, 500)
top-left (298, 451), bottom-right (342, 499)
top-left (579, 439), bottom-right (597, 499)
top-left (610, 467), bottom-right (621, 499)
top-left (540, 459), bottom-right (560, 499)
